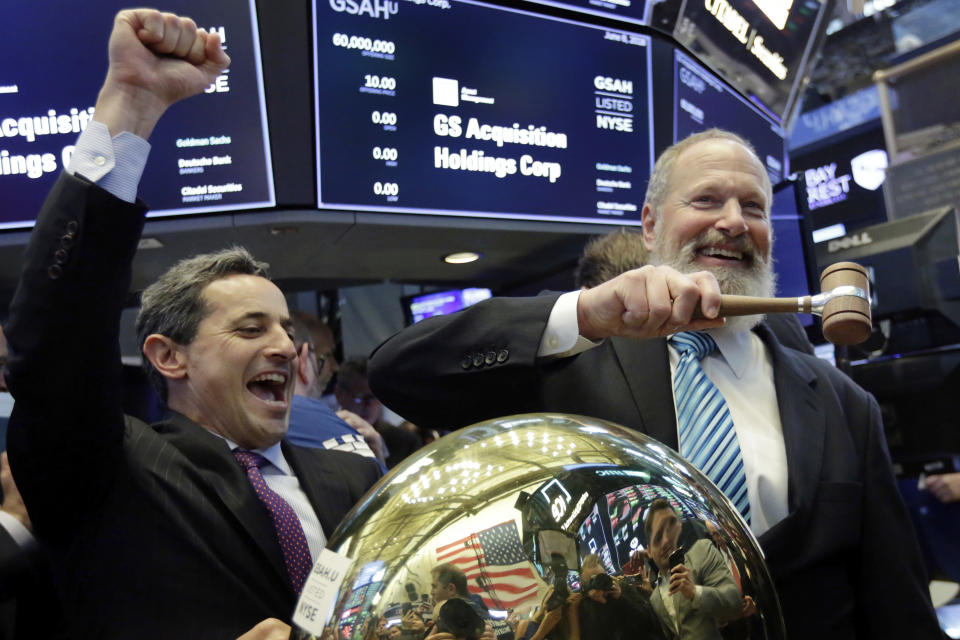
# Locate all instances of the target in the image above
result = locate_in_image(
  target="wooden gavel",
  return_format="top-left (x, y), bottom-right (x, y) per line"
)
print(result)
top-left (695, 262), bottom-right (872, 345)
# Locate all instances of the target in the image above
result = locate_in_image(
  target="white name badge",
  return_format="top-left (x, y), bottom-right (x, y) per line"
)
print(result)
top-left (293, 548), bottom-right (353, 634)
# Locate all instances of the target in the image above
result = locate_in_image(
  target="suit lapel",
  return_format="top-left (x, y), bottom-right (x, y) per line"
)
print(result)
top-left (159, 412), bottom-right (290, 587)
top-left (609, 337), bottom-right (679, 449)
top-left (754, 327), bottom-right (825, 549)
top-left (283, 442), bottom-right (343, 538)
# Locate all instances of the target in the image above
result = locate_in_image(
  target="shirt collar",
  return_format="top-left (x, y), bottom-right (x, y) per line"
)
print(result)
top-left (703, 326), bottom-right (751, 379)
top-left (211, 432), bottom-right (292, 475)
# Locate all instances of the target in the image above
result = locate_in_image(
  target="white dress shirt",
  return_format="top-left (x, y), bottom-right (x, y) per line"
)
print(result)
top-left (218, 435), bottom-right (327, 560)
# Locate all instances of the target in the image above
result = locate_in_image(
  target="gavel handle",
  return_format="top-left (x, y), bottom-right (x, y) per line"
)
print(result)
top-left (692, 295), bottom-right (811, 319)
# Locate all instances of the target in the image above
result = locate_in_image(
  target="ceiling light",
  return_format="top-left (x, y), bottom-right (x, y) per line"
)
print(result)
top-left (443, 251), bottom-right (480, 264)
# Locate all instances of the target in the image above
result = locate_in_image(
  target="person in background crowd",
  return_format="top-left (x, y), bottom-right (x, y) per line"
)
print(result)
top-left (286, 311), bottom-right (387, 468)
top-left (336, 358), bottom-right (420, 468)
top-left (573, 228), bottom-right (650, 292)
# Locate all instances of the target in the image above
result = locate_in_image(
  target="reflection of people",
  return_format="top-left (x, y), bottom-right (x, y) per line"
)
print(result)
top-left (646, 501), bottom-right (740, 640)
top-left (431, 563), bottom-right (490, 619)
top-left (519, 588), bottom-right (579, 640)
top-left (3, 11), bottom-right (380, 639)
top-left (433, 598), bottom-right (486, 640)
top-left (576, 570), bottom-right (663, 640)
top-left (369, 129), bottom-right (941, 638)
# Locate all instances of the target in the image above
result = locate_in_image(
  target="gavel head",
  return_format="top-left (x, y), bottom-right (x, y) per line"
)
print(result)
top-left (820, 262), bottom-right (872, 346)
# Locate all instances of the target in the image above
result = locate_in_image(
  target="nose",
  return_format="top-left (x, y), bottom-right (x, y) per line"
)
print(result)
top-left (266, 325), bottom-right (298, 362)
top-left (715, 198), bottom-right (748, 236)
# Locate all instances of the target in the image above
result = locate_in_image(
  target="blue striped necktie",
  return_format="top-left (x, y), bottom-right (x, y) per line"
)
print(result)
top-left (669, 331), bottom-right (751, 524)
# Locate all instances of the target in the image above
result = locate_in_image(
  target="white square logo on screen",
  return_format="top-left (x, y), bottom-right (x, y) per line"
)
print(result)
top-left (851, 149), bottom-right (888, 191)
top-left (432, 77), bottom-right (459, 107)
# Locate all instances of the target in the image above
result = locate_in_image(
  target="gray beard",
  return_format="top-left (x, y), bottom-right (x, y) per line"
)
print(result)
top-left (651, 228), bottom-right (777, 332)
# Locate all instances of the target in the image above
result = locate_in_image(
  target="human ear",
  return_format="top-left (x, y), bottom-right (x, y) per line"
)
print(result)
top-left (297, 342), bottom-right (312, 384)
top-left (641, 203), bottom-right (657, 252)
top-left (142, 334), bottom-right (188, 381)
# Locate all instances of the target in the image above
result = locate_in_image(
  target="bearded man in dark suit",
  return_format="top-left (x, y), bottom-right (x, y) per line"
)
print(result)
top-left (368, 129), bottom-right (943, 639)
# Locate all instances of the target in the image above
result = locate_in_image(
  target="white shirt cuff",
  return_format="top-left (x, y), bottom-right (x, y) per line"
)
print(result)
top-left (537, 290), bottom-right (603, 358)
top-left (67, 120), bottom-right (151, 203)
top-left (0, 511), bottom-right (34, 549)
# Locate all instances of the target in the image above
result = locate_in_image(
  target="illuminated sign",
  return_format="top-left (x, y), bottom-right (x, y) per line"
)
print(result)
top-left (851, 149), bottom-right (888, 191)
top-left (704, 0), bottom-right (788, 80)
top-left (804, 162), bottom-right (852, 210)
top-left (752, 0), bottom-right (793, 30)
top-left (674, 0), bottom-right (826, 119)
top-left (803, 148), bottom-right (887, 211)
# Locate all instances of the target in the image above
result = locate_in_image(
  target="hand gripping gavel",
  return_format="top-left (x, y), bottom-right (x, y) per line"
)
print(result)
top-left (695, 262), bottom-right (872, 345)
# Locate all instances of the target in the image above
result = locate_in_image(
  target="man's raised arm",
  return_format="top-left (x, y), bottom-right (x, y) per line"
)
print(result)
top-left (4, 9), bottom-right (228, 542)
top-left (93, 9), bottom-right (229, 139)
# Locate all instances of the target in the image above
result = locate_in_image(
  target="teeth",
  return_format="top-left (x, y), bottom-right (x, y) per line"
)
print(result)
top-left (251, 373), bottom-right (287, 385)
top-left (701, 247), bottom-right (743, 260)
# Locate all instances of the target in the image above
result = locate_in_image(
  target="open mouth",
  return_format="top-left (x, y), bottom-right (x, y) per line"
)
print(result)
top-left (696, 246), bottom-right (750, 265)
top-left (247, 372), bottom-right (289, 406)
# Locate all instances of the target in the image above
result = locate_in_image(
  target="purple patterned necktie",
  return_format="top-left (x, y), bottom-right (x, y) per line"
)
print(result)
top-left (233, 449), bottom-right (312, 594)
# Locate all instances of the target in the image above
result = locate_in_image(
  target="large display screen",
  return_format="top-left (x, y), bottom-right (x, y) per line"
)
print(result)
top-left (673, 0), bottom-right (828, 122)
top-left (674, 51), bottom-right (785, 184)
top-left (314, 0), bottom-right (654, 225)
top-left (0, 0), bottom-right (274, 229)
top-left (576, 482), bottom-right (703, 572)
top-left (521, 0), bottom-right (652, 26)
top-left (404, 287), bottom-right (493, 324)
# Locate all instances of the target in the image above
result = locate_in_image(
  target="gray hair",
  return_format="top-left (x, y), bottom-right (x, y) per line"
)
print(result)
top-left (643, 128), bottom-right (772, 214)
top-left (135, 247), bottom-right (270, 402)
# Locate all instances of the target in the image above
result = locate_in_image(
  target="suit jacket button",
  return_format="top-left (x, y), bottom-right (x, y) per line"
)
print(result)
top-left (497, 349), bottom-right (509, 363)
top-left (460, 355), bottom-right (472, 370)
top-left (472, 353), bottom-right (484, 368)
top-left (65, 221), bottom-right (79, 233)
top-left (47, 264), bottom-right (63, 280)
top-left (54, 249), bottom-right (68, 265)
top-left (60, 233), bottom-right (74, 249)
top-left (484, 351), bottom-right (496, 365)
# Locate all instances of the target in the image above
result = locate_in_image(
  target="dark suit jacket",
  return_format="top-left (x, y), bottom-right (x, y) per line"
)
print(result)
top-left (369, 294), bottom-right (943, 639)
top-left (0, 526), bottom-right (66, 640)
top-left (4, 174), bottom-right (382, 639)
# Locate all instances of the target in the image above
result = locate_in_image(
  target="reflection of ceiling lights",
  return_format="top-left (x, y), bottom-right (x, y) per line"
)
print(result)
top-left (443, 251), bottom-right (480, 264)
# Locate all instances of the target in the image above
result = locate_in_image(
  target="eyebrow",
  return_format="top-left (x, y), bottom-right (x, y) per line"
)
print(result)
top-left (684, 181), bottom-right (767, 204)
top-left (233, 311), bottom-right (294, 331)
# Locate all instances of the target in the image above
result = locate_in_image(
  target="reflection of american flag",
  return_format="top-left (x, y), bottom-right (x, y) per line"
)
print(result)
top-left (436, 520), bottom-right (539, 610)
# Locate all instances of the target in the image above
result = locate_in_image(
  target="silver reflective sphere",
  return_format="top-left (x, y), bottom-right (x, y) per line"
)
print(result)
top-left (323, 414), bottom-right (784, 640)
